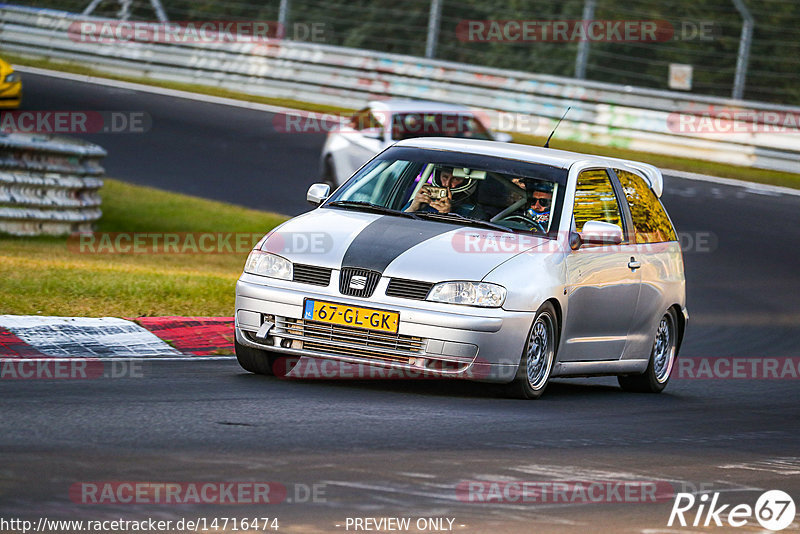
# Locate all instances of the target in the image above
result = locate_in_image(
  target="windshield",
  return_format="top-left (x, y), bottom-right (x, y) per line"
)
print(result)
top-left (325, 146), bottom-right (567, 235)
top-left (391, 113), bottom-right (493, 141)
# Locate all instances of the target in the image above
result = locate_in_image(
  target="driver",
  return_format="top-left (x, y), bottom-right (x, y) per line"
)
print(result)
top-left (512, 178), bottom-right (553, 232)
top-left (406, 166), bottom-right (483, 218)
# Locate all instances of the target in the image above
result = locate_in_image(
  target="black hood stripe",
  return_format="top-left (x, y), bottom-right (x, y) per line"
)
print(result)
top-left (341, 216), bottom-right (459, 272)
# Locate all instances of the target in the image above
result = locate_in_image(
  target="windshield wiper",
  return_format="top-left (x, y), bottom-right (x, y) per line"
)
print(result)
top-left (327, 201), bottom-right (417, 218)
top-left (414, 211), bottom-right (516, 233)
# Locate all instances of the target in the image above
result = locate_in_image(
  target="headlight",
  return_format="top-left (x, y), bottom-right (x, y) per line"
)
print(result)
top-left (244, 250), bottom-right (292, 280)
top-left (427, 281), bottom-right (506, 308)
top-left (4, 72), bottom-right (20, 84)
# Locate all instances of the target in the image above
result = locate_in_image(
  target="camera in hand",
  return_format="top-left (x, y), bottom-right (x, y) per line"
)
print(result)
top-left (426, 186), bottom-right (448, 199)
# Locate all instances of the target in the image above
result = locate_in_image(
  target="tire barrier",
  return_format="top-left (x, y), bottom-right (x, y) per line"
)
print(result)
top-left (0, 132), bottom-right (105, 236)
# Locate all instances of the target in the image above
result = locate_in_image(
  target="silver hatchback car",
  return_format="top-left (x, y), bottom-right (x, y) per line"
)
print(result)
top-left (235, 138), bottom-right (687, 399)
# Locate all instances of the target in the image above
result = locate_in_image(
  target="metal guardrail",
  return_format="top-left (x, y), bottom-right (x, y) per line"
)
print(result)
top-left (2, 4), bottom-right (799, 173)
top-left (0, 132), bottom-right (105, 236)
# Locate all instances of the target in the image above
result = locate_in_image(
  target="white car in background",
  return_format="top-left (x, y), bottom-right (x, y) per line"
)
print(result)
top-left (320, 100), bottom-right (511, 186)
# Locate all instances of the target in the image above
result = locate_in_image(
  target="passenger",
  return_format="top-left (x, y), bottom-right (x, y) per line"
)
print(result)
top-left (407, 166), bottom-right (483, 218)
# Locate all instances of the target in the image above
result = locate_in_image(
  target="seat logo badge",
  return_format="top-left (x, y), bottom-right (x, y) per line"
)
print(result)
top-left (349, 275), bottom-right (367, 290)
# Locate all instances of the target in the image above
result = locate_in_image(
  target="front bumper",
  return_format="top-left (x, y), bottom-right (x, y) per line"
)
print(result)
top-left (0, 81), bottom-right (22, 108)
top-left (235, 276), bottom-right (534, 383)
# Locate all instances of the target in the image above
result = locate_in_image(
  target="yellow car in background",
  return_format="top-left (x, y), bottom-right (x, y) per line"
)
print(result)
top-left (0, 58), bottom-right (22, 108)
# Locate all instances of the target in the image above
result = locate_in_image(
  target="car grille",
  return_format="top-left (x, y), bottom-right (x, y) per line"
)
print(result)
top-left (339, 268), bottom-right (381, 298)
top-left (275, 317), bottom-right (424, 364)
top-left (292, 264), bottom-right (332, 286)
top-left (385, 278), bottom-right (434, 300)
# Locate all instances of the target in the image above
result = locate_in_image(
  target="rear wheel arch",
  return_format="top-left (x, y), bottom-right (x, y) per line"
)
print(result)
top-left (670, 304), bottom-right (686, 353)
top-left (618, 307), bottom-right (678, 393)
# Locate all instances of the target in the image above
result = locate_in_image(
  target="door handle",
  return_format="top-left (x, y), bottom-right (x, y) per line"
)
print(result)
top-left (628, 258), bottom-right (641, 271)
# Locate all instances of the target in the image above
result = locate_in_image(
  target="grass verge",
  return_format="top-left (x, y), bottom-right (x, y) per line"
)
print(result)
top-left (6, 51), bottom-right (800, 189)
top-left (0, 179), bottom-right (287, 317)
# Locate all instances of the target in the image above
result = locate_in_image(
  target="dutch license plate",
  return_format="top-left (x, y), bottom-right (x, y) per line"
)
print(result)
top-left (303, 299), bottom-right (399, 334)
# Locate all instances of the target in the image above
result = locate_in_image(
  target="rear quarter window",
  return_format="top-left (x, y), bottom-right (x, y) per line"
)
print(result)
top-left (615, 169), bottom-right (677, 243)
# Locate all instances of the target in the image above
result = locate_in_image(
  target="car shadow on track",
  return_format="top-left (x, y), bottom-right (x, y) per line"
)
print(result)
top-left (233, 371), bottom-right (667, 401)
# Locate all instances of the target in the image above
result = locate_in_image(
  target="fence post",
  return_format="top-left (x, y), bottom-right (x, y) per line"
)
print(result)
top-left (116, 0), bottom-right (131, 20)
top-left (732, 0), bottom-right (753, 100)
top-left (82, 0), bottom-right (102, 16)
top-left (574, 0), bottom-right (595, 79)
top-left (279, 0), bottom-right (290, 38)
top-left (425, 0), bottom-right (443, 59)
top-left (149, 0), bottom-right (168, 22)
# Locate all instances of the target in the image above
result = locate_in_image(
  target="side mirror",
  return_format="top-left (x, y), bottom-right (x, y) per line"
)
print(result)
top-left (493, 132), bottom-right (513, 143)
top-left (573, 220), bottom-right (623, 249)
top-left (307, 183), bottom-right (331, 206)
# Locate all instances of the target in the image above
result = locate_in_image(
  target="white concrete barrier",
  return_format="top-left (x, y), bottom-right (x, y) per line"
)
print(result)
top-left (2, 4), bottom-right (798, 173)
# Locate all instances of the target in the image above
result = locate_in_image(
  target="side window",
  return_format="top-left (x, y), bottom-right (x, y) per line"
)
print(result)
top-left (615, 169), bottom-right (677, 243)
top-left (337, 159), bottom-right (415, 206)
top-left (573, 169), bottom-right (623, 232)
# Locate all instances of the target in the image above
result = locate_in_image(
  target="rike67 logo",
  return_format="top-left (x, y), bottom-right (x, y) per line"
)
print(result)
top-left (669, 490), bottom-right (796, 531)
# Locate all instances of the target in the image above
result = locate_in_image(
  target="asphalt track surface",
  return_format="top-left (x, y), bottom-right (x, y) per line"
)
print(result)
top-left (1, 73), bottom-right (799, 533)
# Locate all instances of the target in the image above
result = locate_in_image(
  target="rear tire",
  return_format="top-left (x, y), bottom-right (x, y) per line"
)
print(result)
top-left (618, 308), bottom-right (678, 393)
top-left (501, 302), bottom-right (558, 399)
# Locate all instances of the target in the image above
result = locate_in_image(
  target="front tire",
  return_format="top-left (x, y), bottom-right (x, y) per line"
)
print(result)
top-left (235, 339), bottom-right (277, 376)
top-left (321, 156), bottom-right (337, 188)
top-left (501, 302), bottom-right (558, 399)
top-left (618, 309), bottom-right (678, 393)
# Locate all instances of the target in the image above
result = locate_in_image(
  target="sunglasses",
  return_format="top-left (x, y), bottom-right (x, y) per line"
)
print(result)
top-left (531, 197), bottom-right (551, 208)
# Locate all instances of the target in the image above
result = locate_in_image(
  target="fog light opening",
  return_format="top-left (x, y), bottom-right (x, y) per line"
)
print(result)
top-left (440, 360), bottom-right (464, 372)
top-left (280, 339), bottom-right (292, 349)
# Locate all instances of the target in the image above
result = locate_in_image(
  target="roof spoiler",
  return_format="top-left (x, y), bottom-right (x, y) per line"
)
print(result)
top-left (601, 157), bottom-right (664, 198)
